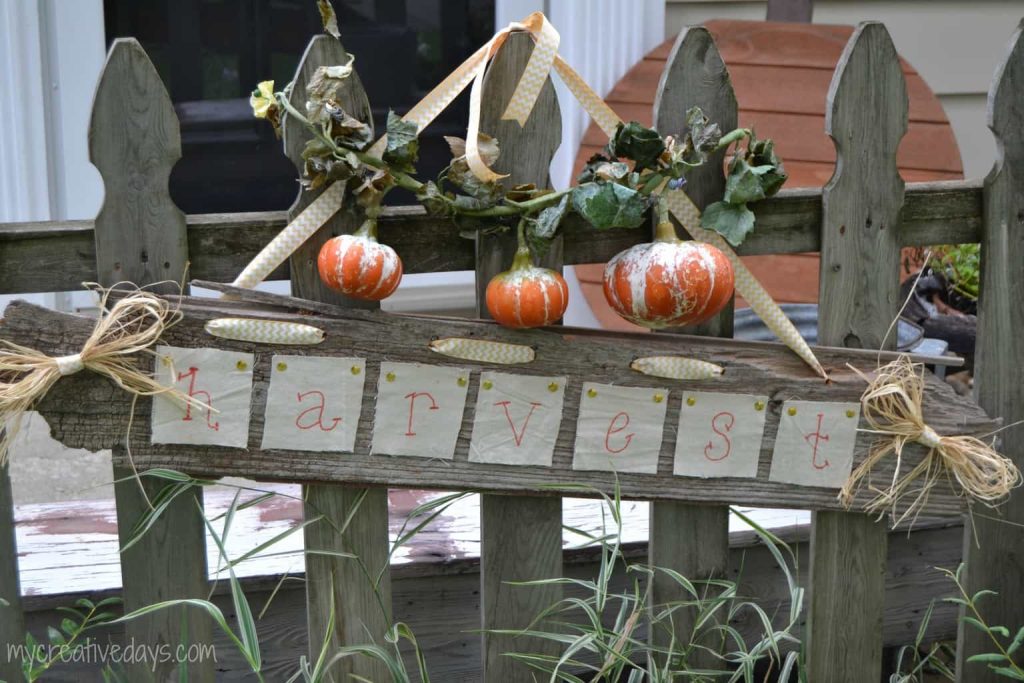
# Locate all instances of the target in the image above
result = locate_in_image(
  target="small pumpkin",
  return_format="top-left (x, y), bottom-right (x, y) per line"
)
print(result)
top-left (317, 219), bottom-right (403, 300)
top-left (486, 244), bottom-right (569, 329)
top-left (603, 220), bottom-right (734, 328)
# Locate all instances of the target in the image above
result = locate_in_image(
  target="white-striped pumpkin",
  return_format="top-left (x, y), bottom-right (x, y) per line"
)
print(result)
top-left (317, 232), bottom-right (403, 301)
top-left (485, 248), bottom-right (568, 328)
top-left (603, 225), bottom-right (734, 329)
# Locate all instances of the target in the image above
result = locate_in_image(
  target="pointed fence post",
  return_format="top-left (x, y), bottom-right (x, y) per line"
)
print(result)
top-left (0, 464), bottom-right (24, 682)
top-left (650, 26), bottom-right (736, 669)
top-left (958, 20), bottom-right (1024, 682)
top-left (810, 22), bottom-right (907, 682)
top-left (283, 35), bottom-right (392, 683)
top-left (89, 38), bottom-right (213, 682)
top-left (475, 32), bottom-right (565, 683)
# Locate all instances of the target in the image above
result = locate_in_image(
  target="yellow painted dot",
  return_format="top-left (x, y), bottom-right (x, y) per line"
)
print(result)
top-left (788, 406), bottom-right (797, 416)
top-left (161, 355), bottom-right (171, 366)
top-left (457, 377), bottom-right (467, 387)
top-left (686, 396), bottom-right (696, 406)
top-left (386, 371), bottom-right (396, 382)
top-left (653, 393), bottom-right (664, 403)
top-left (587, 388), bottom-right (598, 398)
top-left (236, 360), bottom-right (248, 371)
top-left (754, 400), bottom-right (765, 411)
top-left (548, 382), bottom-right (559, 392)
top-left (846, 409), bottom-right (856, 419)
top-left (351, 365), bottom-right (361, 375)
top-left (482, 380), bottom-right (493, 390)
top-left (276, 362), bottom-right (287, 372)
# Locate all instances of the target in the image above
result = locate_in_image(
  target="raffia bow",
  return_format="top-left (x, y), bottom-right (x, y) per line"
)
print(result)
top-left (0, 285), bottom-right (201, 465)
top-left (840, 355), bottom-right (1020, 524)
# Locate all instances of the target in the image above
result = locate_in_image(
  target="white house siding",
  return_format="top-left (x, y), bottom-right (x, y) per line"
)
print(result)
top-left (666, 0), bottom-right (1024, 179)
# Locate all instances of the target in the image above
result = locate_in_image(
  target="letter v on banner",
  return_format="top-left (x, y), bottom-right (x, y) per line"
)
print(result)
top-left (469, 372), bottom-right (566, 466)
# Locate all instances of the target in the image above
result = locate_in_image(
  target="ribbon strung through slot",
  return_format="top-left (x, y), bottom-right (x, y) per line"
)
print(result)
top-left (229, 11), bottom-right (826, 379)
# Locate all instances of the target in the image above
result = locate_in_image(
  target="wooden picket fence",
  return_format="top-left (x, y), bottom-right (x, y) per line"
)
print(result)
top-left (0, 18), bottom-right (1022, 683)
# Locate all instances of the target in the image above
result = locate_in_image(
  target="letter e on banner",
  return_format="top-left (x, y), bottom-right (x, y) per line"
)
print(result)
top-left (674, 392), bottom-right (768, 479)
top-left (769, 400), bottom-right (861, 488)
top-left (371, 362), bottom-right (470, 459)
top-left (573, 382), bottom-right (668, 474)
top-left (151, 345), bottom-right (253, 448)
top-left (468, 372), bottom-right (566, 466)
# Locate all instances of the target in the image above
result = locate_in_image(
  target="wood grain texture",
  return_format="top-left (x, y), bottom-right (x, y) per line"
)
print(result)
top-left (654, 25), bottom-right (738, 339)
top-left (475, 33), bottom-right (565, 682)
top-left (88, 39), bottom-right (187, 293)
top-left (88, 38), bottom-right (214, 683)
top-left (282, 35), bottom-right (390, 683)
top-left (809, 22), bottom-right (908, 683)
top-left (958, 21), bottom-right (1024, 683)
top-left (7, 300), bottom-right (996, 515)
top-left (0, 463), bottom-right (24, 682)
top-left (650, 26), bottom-right (736, 668)
top-left (0, 181), bottom-right (984, 295)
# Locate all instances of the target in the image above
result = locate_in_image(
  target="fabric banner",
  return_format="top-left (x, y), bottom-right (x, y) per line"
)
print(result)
top-left (573, 382), bottom-right (669, 474)
top-left (469, 371), bottom-right (566, 466)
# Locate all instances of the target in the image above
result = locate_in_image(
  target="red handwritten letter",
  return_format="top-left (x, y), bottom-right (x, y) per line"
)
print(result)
top-left (704, 411), bottom-right (735, 462)
top-left (495, 401), bottom-right (541, 447)
top-left (804, 412), bottom-right (831, 470)
top-left (294, 390), bottom-right (342, 432)
top-left (604, 412), bottom-right (634, 454)
top-left (404, 392), bottom-right (440, 436)
top-left (177, 366), bottom-right (219, 431)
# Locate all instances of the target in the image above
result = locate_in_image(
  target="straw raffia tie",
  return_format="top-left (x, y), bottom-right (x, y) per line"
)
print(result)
top-left (840, 355), bottom-right (1020, 524)
top-left (0, 284), bottom-right (201, 465)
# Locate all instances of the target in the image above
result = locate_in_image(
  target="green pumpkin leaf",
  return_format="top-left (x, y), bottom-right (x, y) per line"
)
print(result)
top-left (526, 194), bottom-right (571, 257)
top-left (701, 201), bottom-right (756, 246)
top-left (724, 156), bottom-right (767, 204)
top-left (747, 137), bottom-right (787, 196)
top-left (610, 121), bottom-right (665, 170)
top-left (686, 106), bottom-right (722, 155)
top-left (416, 180), bottom-right (451, 216)
top-left (571, 182), bottom-right (648, 230)
top-left (382, 110), bottom-right (419, 172)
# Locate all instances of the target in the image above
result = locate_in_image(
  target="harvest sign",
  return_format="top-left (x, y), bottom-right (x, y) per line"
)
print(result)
top-left (150, 344), bottom-right (862, 488)
top-left (7, 297), bottom-right (993, 514)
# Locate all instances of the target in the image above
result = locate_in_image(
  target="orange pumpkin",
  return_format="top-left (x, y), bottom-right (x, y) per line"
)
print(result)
top-left (317, 222), bottom-right (403, 300)
top-left (486, 247), bottom-right (569, 328)
top-left (603, 222), bottom-right (734, 328)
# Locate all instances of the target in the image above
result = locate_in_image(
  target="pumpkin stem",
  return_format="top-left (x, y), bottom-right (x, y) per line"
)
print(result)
top-left (511, 219), bottom-right (534, 271)
top-left (354, 218), bottom-right (378, 240)
top-left (653, 197), bottom-right (679, 243)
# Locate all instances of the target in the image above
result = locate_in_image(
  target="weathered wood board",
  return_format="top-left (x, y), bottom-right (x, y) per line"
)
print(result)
top-left (4, 296), bottom-right (995, 516)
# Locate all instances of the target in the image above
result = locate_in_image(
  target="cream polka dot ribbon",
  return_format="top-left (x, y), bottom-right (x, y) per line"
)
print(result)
top-left (631, 356), bottom-right (723, 380)
top-left (204, 318), bottom-right (326, 345)
top-left (430, 338), bottom-right (535, 364)
top-left (229, 181), bottom-right (346, 291)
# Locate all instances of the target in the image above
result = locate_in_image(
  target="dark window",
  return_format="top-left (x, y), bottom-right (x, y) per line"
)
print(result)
top-left (104, 0), bottom-right (496, 213)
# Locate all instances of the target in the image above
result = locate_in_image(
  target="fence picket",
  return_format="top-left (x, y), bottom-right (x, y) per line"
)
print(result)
top-left (0, 464), bottom-right (24, 682)
top-left (283, 36), bottom-right (391, 683)
top-left (810, 22), bottom-right (907, 681)
top-left (475, 32), bottom-right (565, 683)
top-left (650, 26), bottom-right (738, 669)
top-left (90, 38), bottom-right (214, 682)
top-left (958, 20), bottom-right (1024, 682)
